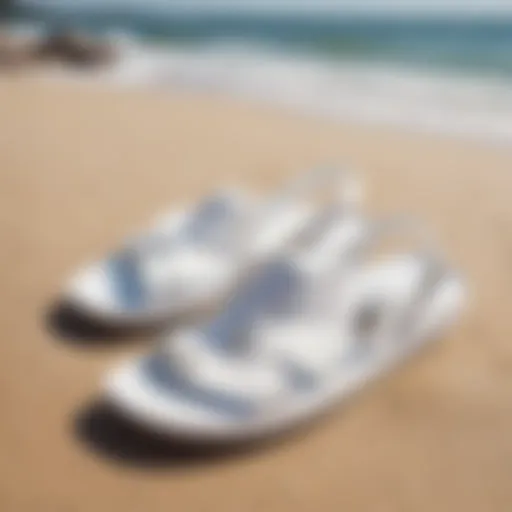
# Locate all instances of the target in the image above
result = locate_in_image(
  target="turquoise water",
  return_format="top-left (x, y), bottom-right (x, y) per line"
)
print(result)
top-left (7, 3), bottom-right (512, 78)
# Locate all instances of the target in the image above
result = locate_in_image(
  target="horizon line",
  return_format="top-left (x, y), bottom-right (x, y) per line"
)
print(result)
top-left (17, 0), bottom-right (512, 17)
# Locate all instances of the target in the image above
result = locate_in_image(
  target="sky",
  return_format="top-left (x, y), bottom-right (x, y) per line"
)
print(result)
top-left (20, 0), bottom-right (512, 16)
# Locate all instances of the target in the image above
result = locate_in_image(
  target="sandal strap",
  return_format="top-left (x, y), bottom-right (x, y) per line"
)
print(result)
top-left (346, 214), bottom-right (447, 347)
top-left (278, 165), bottom-right (362, 214)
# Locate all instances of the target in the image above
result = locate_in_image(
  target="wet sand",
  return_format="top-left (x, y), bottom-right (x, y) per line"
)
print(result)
top-left (1, 77), bottom-right (512, 512)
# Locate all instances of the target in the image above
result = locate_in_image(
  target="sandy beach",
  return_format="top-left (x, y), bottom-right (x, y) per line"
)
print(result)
top-left (1, 76), bottom-right (512, 512)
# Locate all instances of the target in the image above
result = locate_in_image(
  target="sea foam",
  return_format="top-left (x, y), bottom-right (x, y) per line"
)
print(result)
top-left (19, 27), bottom-right (512, 146)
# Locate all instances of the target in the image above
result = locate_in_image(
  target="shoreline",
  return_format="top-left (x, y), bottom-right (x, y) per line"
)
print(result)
top-left (3, 23), bottom-right (512, 147)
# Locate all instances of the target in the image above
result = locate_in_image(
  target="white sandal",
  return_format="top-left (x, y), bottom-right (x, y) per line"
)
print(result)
top-left (64, 166), bottom-right (362, 326)
top-left (103, 209), bottom-right (472, 445)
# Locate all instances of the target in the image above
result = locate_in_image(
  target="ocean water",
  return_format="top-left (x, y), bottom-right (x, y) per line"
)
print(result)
top-left (5, 3), bottom-right (512, 144)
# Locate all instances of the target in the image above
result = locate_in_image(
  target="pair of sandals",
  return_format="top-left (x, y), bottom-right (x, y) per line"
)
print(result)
top-left (65, 168), bottom-right (466, 443)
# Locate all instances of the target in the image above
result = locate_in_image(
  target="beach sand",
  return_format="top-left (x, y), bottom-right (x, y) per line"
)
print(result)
top-left (1, 76), bottom-right (512, 512)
